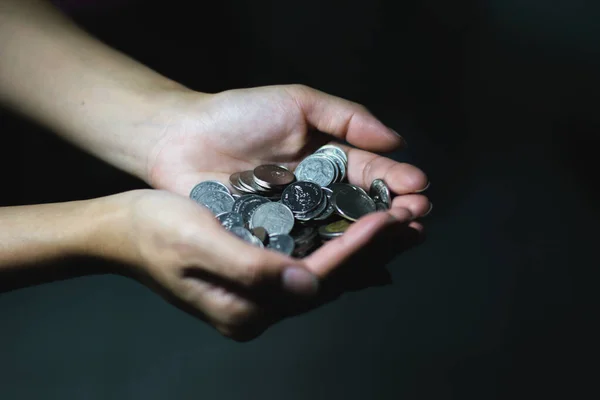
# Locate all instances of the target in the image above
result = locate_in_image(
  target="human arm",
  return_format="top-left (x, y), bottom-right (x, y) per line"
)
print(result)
top-left (0, 0), bottom-right (185, 180)
top-left (0, 0), bottom-right (431, 302)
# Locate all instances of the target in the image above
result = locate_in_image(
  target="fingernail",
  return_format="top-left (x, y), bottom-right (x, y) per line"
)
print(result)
top-left (415, 181), bottom-right (430, 193)
top-left (282, 267), bottom-right (319, 296)
top-left (390, 129), bottom-right (407, 146)
top-left (422, 202), bottom-right (433, 217)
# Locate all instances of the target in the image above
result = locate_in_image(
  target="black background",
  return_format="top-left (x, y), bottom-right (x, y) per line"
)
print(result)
top-left (1, 0), bottom-right (599, 398)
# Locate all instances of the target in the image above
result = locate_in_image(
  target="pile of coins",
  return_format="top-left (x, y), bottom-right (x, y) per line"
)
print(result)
top-left (189, 144), bottom-right (391, 257)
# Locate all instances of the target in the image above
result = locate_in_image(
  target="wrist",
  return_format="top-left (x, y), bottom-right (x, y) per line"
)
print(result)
top-left (75, 191), bottom-right (139, 263)
top-left (0, 198), bottom-right (121, 271)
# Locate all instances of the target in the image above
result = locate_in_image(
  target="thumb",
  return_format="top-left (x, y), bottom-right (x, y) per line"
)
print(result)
top-left (285, 84), bottom-right (406, 152)
top-left (186, 213), bottom-right (319, 297)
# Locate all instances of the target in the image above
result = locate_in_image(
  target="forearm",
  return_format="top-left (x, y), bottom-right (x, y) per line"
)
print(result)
top-left (0, 0), bottom-right (192, 181)
top-left (0, 196), bottom-right (122, 272)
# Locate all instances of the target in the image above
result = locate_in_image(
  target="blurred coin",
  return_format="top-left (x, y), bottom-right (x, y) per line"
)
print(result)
top-left (233, 194), bottom-right (270, 224)
top-left (370, 179), bottom-right (391, 209)
top-left (216, 211), bottom-right (244, 230)
top-left (267, 234), bottom-right (295, 255)
top-left (250, 202), bottom-right (295, 235)
top-left (376, 202), bottom-right (388, 212)
top-left (239, 170), bottom-right (269, 193)
top-left (331, 184), bottom-right (376, 221)
top-left (313, 195), bottom-right (335, 221)
top-left (196, 190), bottom-right (235, 215)
top-left (295, 194), bottom-right (328, 221)
top-left (320, 152), bottom-right (346, 182)
top-left (315, 144), bottom-right (348, 164)
top-left (329, 182), bottom-right (369, 198)
top-left (249, 234), bottom-right (265, 248)
top-left (291, 225), bottom-right (316, 242)
top-left (318, 219), bottom-right (351, 240)
top-left (230, 172), bottom-right (253, 194)
top-left (190, 180), bottom-right (230, 201)
top-left (229, 226), bottom-right (255, 244)
top-left (281, 181), bottom-right (323, 214)
top-left (253, 164), bottom-right (296, 188)
top-left (294, 155), bottom-right (336, 187)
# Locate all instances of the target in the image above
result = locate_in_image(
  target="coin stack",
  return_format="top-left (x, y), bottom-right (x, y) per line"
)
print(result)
top-left (189, 144), bottom-right (391, 257)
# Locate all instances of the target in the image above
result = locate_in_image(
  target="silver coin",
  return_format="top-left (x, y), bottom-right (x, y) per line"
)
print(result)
top-left (329, 182), bottom-right (369, 198)
top-left (370, 179), bottom-right (391, 209)
top-left (376, 202), bottom-right (389, 211)
top-left (315, 144), bottom-right (348, 164)
top-left (232, 194), bottom-right (264, 214)
top-left (321, 152), bottom-right (347, 182)
top-left (190, 180), bottom-right (230, 201)
top-left (253, 164), bottom-right (296, 189)
top-left (243, 170), bottom-right (272, 193)
top-left (312, 153), bottom-right (340, 184)
top-left (250, 202), bottom-right (295, 235)
top-left (237, 170), bottom-right (261, 193)
top-left (295, 194), bottom-right (328, 221)
top-left (232, 194), bottom-right (271, 224)
top-left (331, 184), bottom-right (376, 221)
top-left (229, 226), bottom-right (256, 244)
top-left (216, 212), bottom-right (245, 230)
top-left (313, 195), bottom-right (335, 221)
top-left (249, 234), bottom-right (265, 248)
top-left (267, 234), bottom-right (295, 255)
top-left (231, 172), bottom-right (259, 194)
top-left (281, 181), bottom-right (323, 214)
top-left (196, 190), bottom-right (235, 215)
top-left (294, 155), bottom-right (336, 187)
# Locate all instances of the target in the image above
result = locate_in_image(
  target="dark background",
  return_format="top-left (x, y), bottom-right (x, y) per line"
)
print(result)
top-left (1, 0), bottom-right (599, 398)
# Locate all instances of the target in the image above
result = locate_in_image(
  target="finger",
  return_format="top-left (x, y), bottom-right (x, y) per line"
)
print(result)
top-left (391, 194), bottom-right (432, 218)
top-left (284, 218), bottom-right (425, 317)
top-left (303, 208), bottom-right (413, 278)
top-left (337, 144), bottom-right (429, 194)
top-left (183, 208), bottom-right (319, 296)
top-left (286, 85), bottom-right (405, 152)
top-left (174, 275), bottom-right (267, 341)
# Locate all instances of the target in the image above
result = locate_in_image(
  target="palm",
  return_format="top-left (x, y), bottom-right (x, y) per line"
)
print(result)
top-left (150, 87), bottom-right (323, 195)
top-left (145, 84), bottom-right (430, 282)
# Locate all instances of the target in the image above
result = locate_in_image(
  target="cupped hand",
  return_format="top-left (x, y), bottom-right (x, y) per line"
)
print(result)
top-left (146, 85), bottom-right (431, 278)
top-left (101, 189), bottom-right (427, 341)
top-left (100, 189), bottom-right (322, 341)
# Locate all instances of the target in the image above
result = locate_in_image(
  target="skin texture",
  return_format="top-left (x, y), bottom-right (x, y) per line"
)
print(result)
top-left (0, 0), bottom-right (431, 341)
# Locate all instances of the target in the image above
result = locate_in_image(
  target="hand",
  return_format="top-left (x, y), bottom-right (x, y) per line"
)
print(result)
top-left (97, 190), bottom-right (427, 341)
top-left (93, 189), bottom-right (325, 341)
top-left (146, 85), bottom-right (431, 277)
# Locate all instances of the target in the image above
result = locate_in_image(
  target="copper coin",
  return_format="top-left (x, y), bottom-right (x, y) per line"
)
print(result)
top-left (253, 165), bottom-right (296, 188)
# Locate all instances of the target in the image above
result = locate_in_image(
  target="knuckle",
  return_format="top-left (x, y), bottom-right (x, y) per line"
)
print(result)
top-left (221, 298), bottom-right (255, 328)
top-left (361, 156), bottom-right (379, 188)
top-left (353, 103), bottom-right (370, 114)
top-left (215, 303), bottom-right (268, 342)
top-left (287, 83), bottom-right (311, 92)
